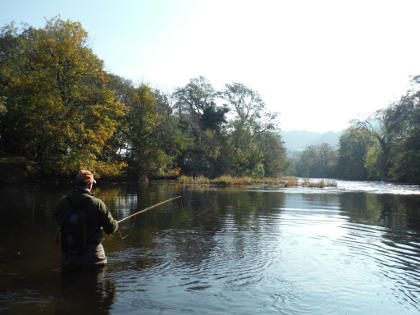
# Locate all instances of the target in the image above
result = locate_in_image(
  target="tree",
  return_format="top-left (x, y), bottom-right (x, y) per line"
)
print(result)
top-left (173, 76), bottom-right (228, 177)
top-left (295, 143), bottom-right (337, 178)
top-left (382, 76), bottom-right (420, 182)
top-left (173, 76), bottom-right (227, 134)
top-left (351, 102), bottom-right (404, 181)
top-left (0, 18), bottom-right (126, 177)
top-left (124, 84), bottom-right (177, 182)
top-left (106, 75), bottom-right (186, 181)
top-left (258, 132), bottom-right (288, 177)
top-left (336, 127), bottom-right (373, 180)
top-left (221, 82), bottom-right (278, 138)
top-left (364, 139), bottom-right (386, 180)
top-left (220, 82), bottom-right (283, 177)
top-left (337, 75), bottom-right (420, 183)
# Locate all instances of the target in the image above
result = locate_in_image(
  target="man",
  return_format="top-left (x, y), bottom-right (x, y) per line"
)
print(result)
top-left (55, 170), bottom-right (118, 268)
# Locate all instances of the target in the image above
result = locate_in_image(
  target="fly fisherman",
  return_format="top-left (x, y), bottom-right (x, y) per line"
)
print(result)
top-left (55, 170), bottom-right (118, 269)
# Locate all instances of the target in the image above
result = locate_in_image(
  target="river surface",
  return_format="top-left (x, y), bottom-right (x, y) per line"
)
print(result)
top-left (0, 180), bottom-right (419, 314)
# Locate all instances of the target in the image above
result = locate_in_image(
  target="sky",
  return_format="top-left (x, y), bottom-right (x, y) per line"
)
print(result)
top-left (2, 0), bottom-right (420, 132)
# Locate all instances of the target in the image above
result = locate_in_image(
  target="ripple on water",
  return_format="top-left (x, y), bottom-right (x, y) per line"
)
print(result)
top-left (256, 203), bottom-right (420, 313)
top-left (109, 188), bottom-right (420, 314)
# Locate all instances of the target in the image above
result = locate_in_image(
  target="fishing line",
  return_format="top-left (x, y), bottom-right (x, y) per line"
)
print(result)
top-left (115, 193), bottom-right (216, 256)
top-left (182, 202), bottom-right (215, 222)
top-left (179, 192), bottom-right (215, 222)
top-left (117, 216), bottom-right (137, 240)
top-left (177, 193), bottom-right (218, 254)
top-left (117, 196), bottom-right (182, 224)
top-left (116, 195), bottom-right (182, 240)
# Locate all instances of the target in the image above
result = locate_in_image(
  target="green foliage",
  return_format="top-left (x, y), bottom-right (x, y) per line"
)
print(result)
top-left (0, 19), bottom-right (288, 182)
top-left (218, 82), bottom-right (284, 178)
top-left (339, 77), bottom-right (420, 183)
top-left (336, 128), bottom-right (373, 180)
top-left (0, 18), bottom-right (125, 177)
top-left (173, 77), bottom-right (228, 178)
top-left (125, 84), bottom-right (176, 179)
top-left (364, 140), bottom-right (385, 180)
top-left (294, 143), bottom-right (337, 178)
top-left (174, 76), bottom-right (225, 132)
top-left (259, 132), bottom-right (288, 177)
top-left (383, 83), bottom-right (420, 183)
top-left (2, 18), bottom-right (420, 184)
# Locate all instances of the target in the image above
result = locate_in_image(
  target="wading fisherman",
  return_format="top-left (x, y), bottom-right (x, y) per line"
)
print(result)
top-left (55, 170), bottom-right (118, 269)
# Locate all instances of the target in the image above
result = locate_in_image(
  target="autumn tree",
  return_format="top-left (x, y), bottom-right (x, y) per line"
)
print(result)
top-left (0, 18), bottom-right (126, 177)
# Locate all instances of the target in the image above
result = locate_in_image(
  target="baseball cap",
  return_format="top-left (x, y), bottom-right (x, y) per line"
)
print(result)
top-left (75, 170), bottom-right (97, 185)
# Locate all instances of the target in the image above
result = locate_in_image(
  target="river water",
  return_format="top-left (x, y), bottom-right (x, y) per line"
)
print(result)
top-left (0, 180), bottom-right (419, 314)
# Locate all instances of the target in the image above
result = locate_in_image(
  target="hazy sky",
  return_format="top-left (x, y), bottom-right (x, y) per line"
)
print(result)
top-left (2, 0), bottom-right (420, 132)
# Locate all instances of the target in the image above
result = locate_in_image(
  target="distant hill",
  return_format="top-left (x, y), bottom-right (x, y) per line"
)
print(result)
top-left (280, 130), bottom-right (342, 152)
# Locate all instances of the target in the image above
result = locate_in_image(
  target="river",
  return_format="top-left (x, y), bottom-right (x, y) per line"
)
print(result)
top-left (0, 180), bottom-right (419, 314)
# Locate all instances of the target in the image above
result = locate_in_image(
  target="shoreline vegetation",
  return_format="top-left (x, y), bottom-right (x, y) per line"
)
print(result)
top-left (176, 175), bottom-right (337, 188)
top-left (1, 18), bottom-right (419, 185)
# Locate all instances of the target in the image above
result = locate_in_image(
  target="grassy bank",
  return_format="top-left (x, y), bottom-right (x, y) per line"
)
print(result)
top-left (177, 175), bottom-right (337, 188)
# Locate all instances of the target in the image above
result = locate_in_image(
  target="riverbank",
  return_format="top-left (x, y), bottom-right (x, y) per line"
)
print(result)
top-left (0, 157), bottom-right (337, 188)
top-left (0, 158), bottom-right (338, 189)
top-left (176, 175), bottom-right (337, 188)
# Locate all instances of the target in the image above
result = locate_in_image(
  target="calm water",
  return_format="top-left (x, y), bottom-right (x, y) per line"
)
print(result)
top-left (1, 180), bottom-right (419, 314)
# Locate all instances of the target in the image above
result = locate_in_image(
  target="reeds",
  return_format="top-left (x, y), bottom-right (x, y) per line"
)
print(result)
top-left (178, 175), bottom-right (210, 184)
top-left (176, 175), bottom-right (337, 188)
top-left (178, 176), bottom-right (291, 186)
top-left (212, 176), bottom-right (256, 186)
top-left (281, 177), bottom-right (299, 187)
top-left (301, 178), bottom-right (337, 188)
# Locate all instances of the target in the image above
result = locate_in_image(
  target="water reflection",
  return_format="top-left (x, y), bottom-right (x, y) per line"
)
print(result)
top-left (55, 267), bottom-right (115, 314)
top-left (340, 193), bottom-right (420, 233)
top-left (339, 193), bottom-right (420, 310)
top-left (1, 182), bottom-right (420, 314)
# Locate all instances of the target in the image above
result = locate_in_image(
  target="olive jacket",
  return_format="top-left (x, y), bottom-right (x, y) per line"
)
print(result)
top-left (55, 187), bottom-right (118, 265)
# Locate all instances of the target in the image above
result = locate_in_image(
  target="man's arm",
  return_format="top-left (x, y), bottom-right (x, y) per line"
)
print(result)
top-left (96, 199), bottom-right (118, 234)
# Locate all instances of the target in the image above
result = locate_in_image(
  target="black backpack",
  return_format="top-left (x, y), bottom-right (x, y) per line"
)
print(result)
top-left (60, 197), bottom-right (88, 256)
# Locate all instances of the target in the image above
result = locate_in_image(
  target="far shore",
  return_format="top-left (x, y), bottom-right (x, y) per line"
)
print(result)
top-left (173, 175), bottom-right (337, 188)
top-left (0, 160), bottom-right (337, 189)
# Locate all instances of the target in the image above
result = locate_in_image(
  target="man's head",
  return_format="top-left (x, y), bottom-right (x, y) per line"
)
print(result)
top-left (75, 170), bottom-right (96, 189)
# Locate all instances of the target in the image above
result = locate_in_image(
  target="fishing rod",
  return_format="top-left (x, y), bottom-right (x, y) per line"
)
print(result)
top-left (116, 195), bottom-right (182, 224)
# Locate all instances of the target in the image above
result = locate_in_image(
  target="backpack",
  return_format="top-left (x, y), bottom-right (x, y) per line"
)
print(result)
top-left (60, 197), bottom-right (88, 256)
